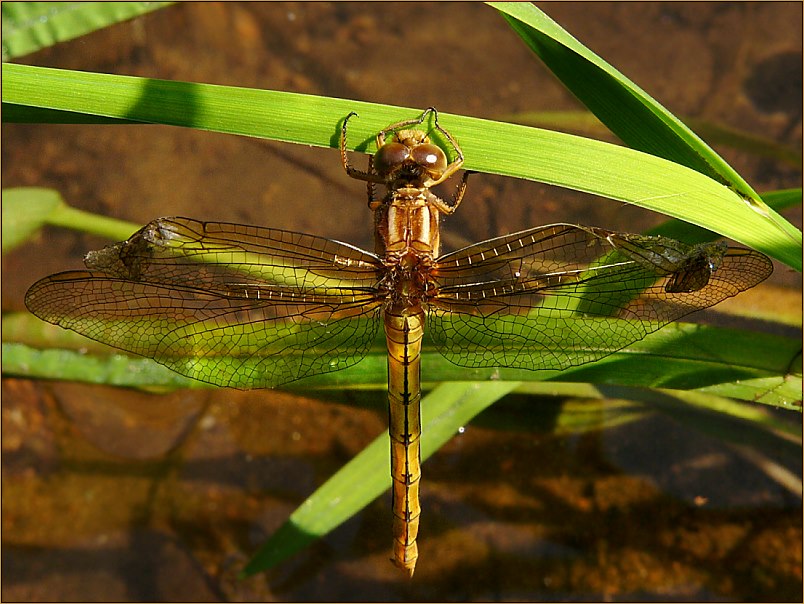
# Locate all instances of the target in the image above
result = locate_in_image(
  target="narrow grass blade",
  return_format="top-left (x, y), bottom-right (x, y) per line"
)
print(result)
top-left (489, 2), bottom-right (801, 266)
top-left (515, 382), bottom-right (802, 436)
top-left (646, 188), bottom-right (802, 243)
top-left (700, 374), bottom-right (803, 412)
top-left (2, 341), bottom-right (198, 391)
top-left (2, 1), bottom-right (173, 60)
top-left (503, 110), bottom-right (803, 169)
top-left (489, 5), bottom-right (773, 209)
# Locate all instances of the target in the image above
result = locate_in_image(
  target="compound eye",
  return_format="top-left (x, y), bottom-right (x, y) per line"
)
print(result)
top-left (374, 142), bottom-right (409, 174)
top-left (412, 143), bottom-right (447, 173)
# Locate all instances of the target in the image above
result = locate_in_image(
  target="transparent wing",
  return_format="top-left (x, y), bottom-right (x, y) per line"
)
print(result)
top-left (428, 224), bottom-right (773, 370)
top-left (26, 217), bottom-right (384, 388)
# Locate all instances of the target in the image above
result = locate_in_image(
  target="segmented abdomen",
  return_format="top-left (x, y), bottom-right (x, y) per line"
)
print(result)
top-left (384, 305), bottom-right (424, 577)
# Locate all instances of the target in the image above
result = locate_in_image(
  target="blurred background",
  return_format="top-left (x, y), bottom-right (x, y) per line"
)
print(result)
top-left (3, 2), bottom-right (801, 600)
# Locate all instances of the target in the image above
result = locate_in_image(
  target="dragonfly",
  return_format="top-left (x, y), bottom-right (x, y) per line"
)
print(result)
top-left (25, 107), bottom-right (774, 577)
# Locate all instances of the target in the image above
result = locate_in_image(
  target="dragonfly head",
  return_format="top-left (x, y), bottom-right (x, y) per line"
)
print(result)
top-left (373, 128), bottom-right (448, 184)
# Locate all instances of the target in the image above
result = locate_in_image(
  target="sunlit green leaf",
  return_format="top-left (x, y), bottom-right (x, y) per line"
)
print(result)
top-left (489, 1), bottom-right (801, 268)
top-left (3, 63), bottom-right (800, 269)
top-left (2, 1), bottom-right (173, 60)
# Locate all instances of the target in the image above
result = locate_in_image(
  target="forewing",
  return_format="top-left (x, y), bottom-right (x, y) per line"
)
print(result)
top-left (25, 218), bottom-right (384, 388)
top-left (83, 217), bottom-right (381, 297)
top-left (428, 224), bottom-right (773, 370)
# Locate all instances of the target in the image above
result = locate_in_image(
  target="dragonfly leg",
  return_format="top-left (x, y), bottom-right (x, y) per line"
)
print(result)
top-left (428, 107), bottom-right (464, 180)
top-left (419, 108), bottom-right (467, 209)
top-left (430, 170), bottom-right (472, 215)
top-left (377, 106), bottom-right (438, 146)
top-left (340, 111), bottom-right (385, 184)
top-left (366, 154), bottom-right (380, 209)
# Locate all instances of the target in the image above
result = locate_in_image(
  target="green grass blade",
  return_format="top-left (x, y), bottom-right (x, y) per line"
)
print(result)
top-left (503, 110), bottom-right (803, 169)
top-left (647, 188), bottom-right (802, 242)
top-left (2, 341), bottom-right (194, 391)
top-left (489, 2), bottom-right (801, 265)
top-left (489, 5), bottom-right (760, 201)
top-left (1, 1), bottom-right (174, 60)
top-left (2, 187), bottom-right (138, 251)
top-left (240, 380), bottom-right (520, 576)
top-left (2, 187), bottom-right (62, 251)
top-left (518, 382), bottom-right (802, 438)
top-left (2, 63), bottom-right (799, 268)
top-left (699, 371), bottom-right (803, 412)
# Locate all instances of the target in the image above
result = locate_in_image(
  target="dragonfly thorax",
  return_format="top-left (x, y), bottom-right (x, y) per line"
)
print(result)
top-left (381, 251), bottom-right (433, 308)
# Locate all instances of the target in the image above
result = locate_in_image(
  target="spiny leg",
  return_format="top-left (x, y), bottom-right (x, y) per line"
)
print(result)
top-left (422, 108), bottom-right (469, 213)
top-left (367, 154), bottom-right (380, 209)
top-left (340, 111), bottom-right (384, 184)
top-left (376, 106), bottom-right (438, 147)
top-left (424, 108), bottom-right (465, 187)
top-left (426, 170), bottom-right (472, 216)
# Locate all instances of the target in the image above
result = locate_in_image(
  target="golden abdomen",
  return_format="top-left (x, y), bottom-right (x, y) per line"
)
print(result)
top-left (384, 305), bottom-right (424, 576)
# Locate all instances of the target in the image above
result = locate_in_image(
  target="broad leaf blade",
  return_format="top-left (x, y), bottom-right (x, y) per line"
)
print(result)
top-left (490, 4), bottom-right (758, 202)
top-left (488, 2), bottom-right (801, 267)
top-left (3, 63), bottom-right (799, 269)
